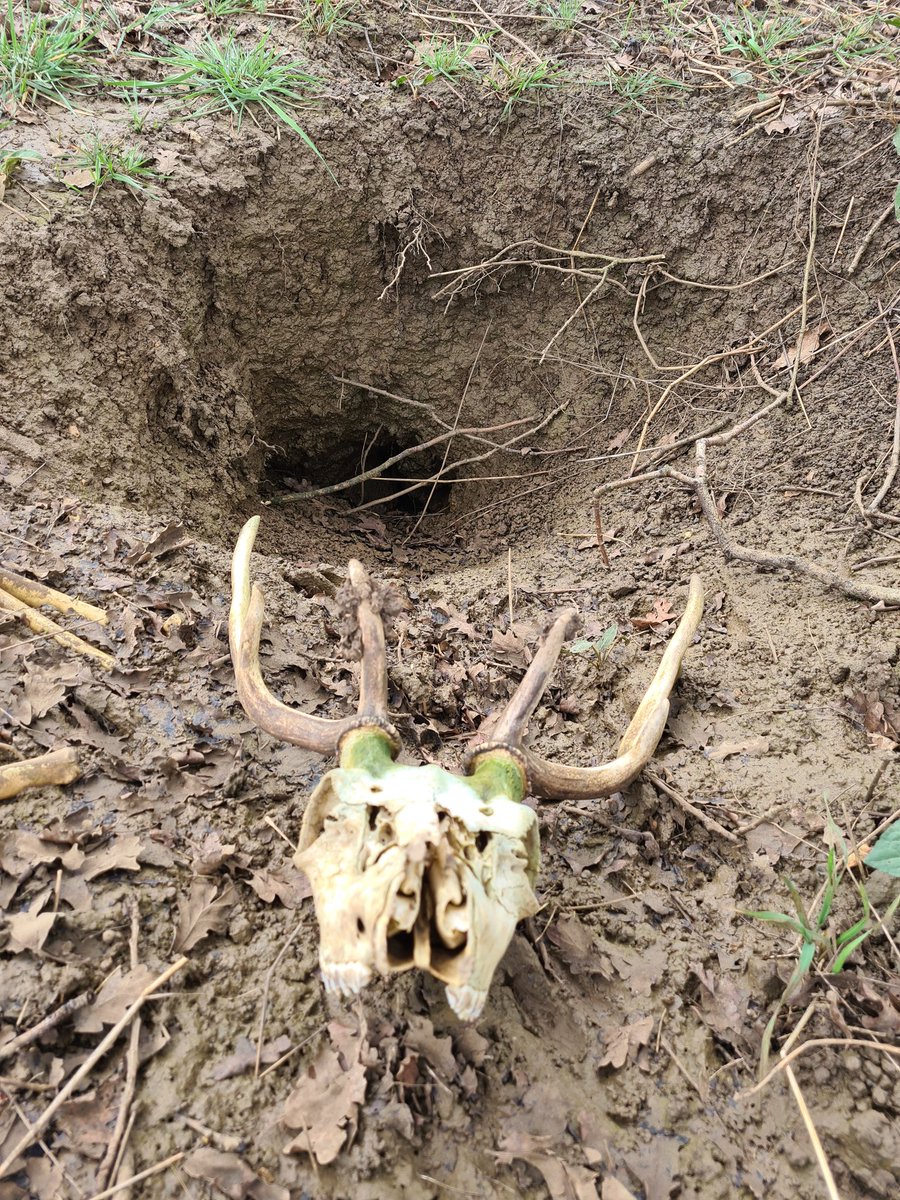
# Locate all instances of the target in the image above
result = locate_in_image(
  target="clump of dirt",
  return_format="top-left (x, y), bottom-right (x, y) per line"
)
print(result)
top-left (2, 2), bottom-right (900, 1198)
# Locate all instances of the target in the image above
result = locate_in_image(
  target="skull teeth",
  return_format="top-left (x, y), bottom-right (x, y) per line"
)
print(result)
top-left (321, 962), bottom-right (372, 998)
top-left (445, 985), bottom-right (487, 1022)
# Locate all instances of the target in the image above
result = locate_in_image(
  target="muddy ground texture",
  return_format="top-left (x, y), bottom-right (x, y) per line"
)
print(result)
top-left (2, 1), bottom-right (900, 1198)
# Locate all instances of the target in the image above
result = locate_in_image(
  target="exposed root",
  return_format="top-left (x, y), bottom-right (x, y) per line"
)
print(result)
top-left (596, 395), bottom-right (900, 607)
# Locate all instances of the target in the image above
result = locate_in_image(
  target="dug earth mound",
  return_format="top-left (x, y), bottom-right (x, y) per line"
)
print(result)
top-left (1, 3), bottom-right (899, 1198)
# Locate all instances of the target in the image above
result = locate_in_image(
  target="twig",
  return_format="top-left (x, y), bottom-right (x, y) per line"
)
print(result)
top-left (784, 1066), bottom-right (841, 1200)
top-left (740, 1037), bottom-right (900, 1098)
top-left (279, 418), bottom-right (531, 504)
top-left (862, 315), bottom-right (900, 516)
top-left (0, 958), bottom-right (188, 1176)
top-left (593, 499), bottom-right (610, 568)
top-left (645, 771), bottom-right (739, 844)
top-left (96, 903), bottom-right (143, 1191)
top-left (847, 201), bottom-right (894, 276)
top-left (255, 923), bottom-right (304, 1077)
top-left (0, 747), bottom-right (81, 802)
top-left (469, 0), bottom-right (542, 62)
top-left (406, 321), bottom-right (490, 538)
top-left (84, 1150), bottom-right (188, 1200)
top-left (0, 989), bottom-right (92, 1061)
top-left (598, 396), bottom-right (900, 607)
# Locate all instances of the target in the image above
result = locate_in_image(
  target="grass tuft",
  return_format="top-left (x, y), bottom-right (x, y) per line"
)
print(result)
top-left (0, 0), bottom-right (99, 110)
top-left (69, 138), bottom-right (162, 198)
top-left (153, 33), bottom-right (326, 166)
top-left (296, 0), bottom-right (362, 38)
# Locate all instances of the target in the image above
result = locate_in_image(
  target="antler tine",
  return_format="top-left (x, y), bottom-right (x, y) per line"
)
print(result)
top-left (520, 575), bottom-right (704, 799)
top-left (346, 559), bottom-right (390, 721)
top-left (487, 610), bottom-right (580, 749)
top-left (230, 517), bottom-right (381, 756)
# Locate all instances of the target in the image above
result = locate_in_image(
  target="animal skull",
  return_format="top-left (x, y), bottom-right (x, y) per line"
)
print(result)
top-left (294, 738), bottom-right (539, 1020)
top-left (230, 517), bottom-right (703, 1019)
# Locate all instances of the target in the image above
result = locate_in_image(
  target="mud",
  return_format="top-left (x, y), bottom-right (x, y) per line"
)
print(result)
top-left (2, 3), bottom-right (900, 1198)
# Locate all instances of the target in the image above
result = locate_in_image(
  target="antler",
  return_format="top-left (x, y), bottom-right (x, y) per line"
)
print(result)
top-left (229, 516), bottom-right (398, 755)
top-left (471, 575), bottom-right (704, 799)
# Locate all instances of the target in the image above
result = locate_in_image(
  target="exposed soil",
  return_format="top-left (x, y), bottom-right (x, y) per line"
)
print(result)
top-left (2, 3), bottom-right (900, 1198)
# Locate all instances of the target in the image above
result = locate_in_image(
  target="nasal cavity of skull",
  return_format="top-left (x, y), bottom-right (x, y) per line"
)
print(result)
top-left (259, 410), bottom-right (454, 516)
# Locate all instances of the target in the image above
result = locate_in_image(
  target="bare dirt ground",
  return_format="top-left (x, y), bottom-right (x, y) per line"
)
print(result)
top-left (2, 2), bottom-right (900, 1198)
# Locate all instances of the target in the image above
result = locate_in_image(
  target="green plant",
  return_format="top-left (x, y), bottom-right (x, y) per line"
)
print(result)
top-left (717, 8), bottom-right (819, 77)
top-left (485, 53), bottom-right (563, 120)
top-left (0, 0), bottom-right (99, 109)
top-left (150, 33), bottom-right (325, 164)
top-left (0, 146), bottom-right (40, 200)
top-left (202, 0), bottom-right (268, 17)
top-left (603, 64), bottom-right (686, 113)
top-left (69, 139), bottom-right (161, 199)
top-left (296, 0), bottom-right (362, 38)
top-left (536, 0), bottom-right (583, 34)
top-left (568, 625), bottom-right (618, 664)
top-left (866, 819), bottom-right (900, 875)
top-left (405, 33), bottom-right (493, 88)
top-left (742, 841), bottom-right (900, 1072)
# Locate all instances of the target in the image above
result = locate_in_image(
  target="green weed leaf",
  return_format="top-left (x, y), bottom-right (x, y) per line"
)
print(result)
top-left (865, 823), bottom-right (900, 877)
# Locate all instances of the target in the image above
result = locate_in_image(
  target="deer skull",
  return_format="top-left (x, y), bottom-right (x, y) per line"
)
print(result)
top-left (229, 517), bottom-right (703, 1020)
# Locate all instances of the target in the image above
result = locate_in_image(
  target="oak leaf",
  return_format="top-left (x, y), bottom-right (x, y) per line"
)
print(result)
top-left (174, 878), bottom-right (237, 952)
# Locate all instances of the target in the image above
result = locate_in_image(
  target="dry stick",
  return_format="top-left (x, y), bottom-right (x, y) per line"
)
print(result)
top-left (0, 957), bottom-right (188, 1177)
top-left (830, 196), bottom-right (855, 266)
top-left (645, 770), bottom-right (739, 844)
top-left (84, 1150), bottom-right (189, 1200)
top-left (349, 397), bottom-right (571, 515)
top-left (0, 587), bottom-right (115, 670)
top-left (741, 1037), bottom-right (900, 1099)
top-left (332, 376), bottom-right (520, 451)
top-left (0, 747), bottom-right (81, 802)
top-left (592, 499), bottom-right (610, 568)
top-left (784, 1064), bottom-right (841, 1200)
top-left (0, 989), bottom-right (92, 1062)
top-left (863, 315), bottom-right (900, 516)
top-left (784, 148), bottom-right (821, 430)
top-left (255, 923), bottom-right (305, 1077)
top-left (847, 200), bottom-right (894, 276)
top-left (406, 321), bottom-right (491, 539)
top-left (469, 0), bottom-right (542, 62)
top-left (96, 904), bottom-right (143, 1191)
top-left (539, 271), bottom-right (612, 363)
top-left (280, 417), bottom-right (531, 504)
top-left (5, 1092), bottom-right (84, 1199)
top-left (0, 566), bottom-right (108, 625)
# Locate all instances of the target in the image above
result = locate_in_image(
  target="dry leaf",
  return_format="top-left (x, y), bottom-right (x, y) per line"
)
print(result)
top-left (80, 834), bottom-right (144, 880)
top-left (602, 1180), bottom-right (638, 1200)
top-left (631, 598), bottom-right (675, 631)
top-left (174, 878), bottom-right (237, 952)
top-left (6, 906), bottom-right (56, 954)
top-left (282, 1022), bottom-right (368, 1164)
top-left (598, 1016), bottom-right (653, 1070)
top-left (74, 965), bottom-right (156, 1033)
top-left (495, 1132), bottom-right (599, 1200)
top-left (245, 862), bottom-right (311, 908)
top-left (404, 1015), bottom-right (456, 1080)
top-left (210, 1034), bottom-right (292, 1081)
top-left (706, 736), bottom-right (769, 761)
top-left (491, 625), bottom-right (533, 666)
top-left (183, 1147), bottom-right (289, 1200)
top-left (62, 168), bottom-right (95, 189)
top-left (772, 320), bottom-right (831, 370)
top-left (191, 833), bottom-right (237, 875)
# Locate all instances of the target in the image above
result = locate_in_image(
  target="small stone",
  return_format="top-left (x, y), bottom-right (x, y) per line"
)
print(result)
top-left (609, 578), bottom-right (638, 599)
